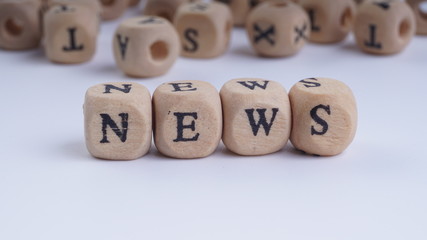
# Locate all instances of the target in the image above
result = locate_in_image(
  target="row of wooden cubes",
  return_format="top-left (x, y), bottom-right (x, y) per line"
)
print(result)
top-left (84, 78), bottom-right (358, 160)
top-left (2, 0), bottom-right (426, 55)
top-left (142, 0), bottom-right (426, 56)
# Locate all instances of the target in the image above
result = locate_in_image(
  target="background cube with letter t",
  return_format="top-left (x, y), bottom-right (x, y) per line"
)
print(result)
top-left (0, 0), bottom-right (42, 50)
top-left (153, 80), bottom-right (222, 159)
top-left (43, 4), bottom-right (98, 64)
top-left (84, 82), bottom-right (152, 160)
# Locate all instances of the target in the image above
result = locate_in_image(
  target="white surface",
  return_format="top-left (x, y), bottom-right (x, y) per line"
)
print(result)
top-left (1, 7), bottom-right (427, 240)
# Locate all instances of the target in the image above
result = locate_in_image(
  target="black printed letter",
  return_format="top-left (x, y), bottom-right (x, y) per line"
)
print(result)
top-left (364, 24), bottom-right (382, 49)
top-left (116, 34), bottom-right (129, 60)
top-left (104, 84), bottom-right (132, 94)
top-left (299, 78), bottom-right (321, 88)
top-left (100, 113), bottom-right (129, 143)
top-left (169, 82), bottom-right (197, 92)
top-left (63, 28), bottom-right (84, 51)
top-left (245, 108), bottom-right (279, 136)
top-left (310, 105), bottom-right (331, 136)
top-left (184, 28), bottom-right (198, 52)
top-left (237, 80), bottom-right (269, 90)
top-left (173, 112), bottom-right (200, 142)
top-left (308, 9), bottom-right (321, 32)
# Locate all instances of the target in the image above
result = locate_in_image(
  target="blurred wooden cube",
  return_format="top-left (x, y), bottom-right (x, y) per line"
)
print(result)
top-left (354, 1), bottom-right (416, 54)
top-left (0, 0), bottom-right (42, 50)
top-left (43, 4), bottom-right (98, 63)
top-left (299, 0), bottom-right (356, 43)
top-left (99, 0), bottom-right (129, 20)
top-left (404, 0), bottom-right (427, 35)
top-left (246, 1), bottom-right (310, 57)
top-left (174, 2), bottom-right (233, 58)
top-left (113, 16), bottom-right (180, 77)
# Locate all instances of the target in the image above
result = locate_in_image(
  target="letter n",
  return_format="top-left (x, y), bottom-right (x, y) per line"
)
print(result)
top-left (100, 113), bottom-right (129, 143)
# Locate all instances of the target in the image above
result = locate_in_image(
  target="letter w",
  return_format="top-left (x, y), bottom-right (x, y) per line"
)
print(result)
top-left (245, 108), bottom-right (279, 136)
top-left (237, 80), bottom-right (269, 90)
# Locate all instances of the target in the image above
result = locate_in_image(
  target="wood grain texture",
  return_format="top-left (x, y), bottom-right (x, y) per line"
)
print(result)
top-left (43, 4), bottom-right (98, 63)
top-left (354, 1), bottom-right (416, 55)
top-left (0, 0), bottom-right (42, 50)
top-left (174, 1), bottom-right (232, 58)
top-left (406, 0), bottom-right (427, 35)
top-left (246, 1), bottom-right (310, 57)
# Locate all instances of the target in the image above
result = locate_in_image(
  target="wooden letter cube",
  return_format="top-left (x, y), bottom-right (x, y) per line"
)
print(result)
top-left (99, 0), bottom-right (129, 21)
top-left (129, 0), bottom-right (141, 7)
top-left (299, 0), bottom-right (356, 43)
top-left (354, 1), bottom-right (416, 55)
top-left (84, 82), bottom-right (152, 160)
top-left (221, 78), bottom-right (292, 156)
top-left (174, 2), bottom-right (233, 58)
top-left (0, 0), bottom-right (42, 50)
top-left (246, 1), bottom-right (310, 57)
top-left (113, 16), bottom-right (180, 78)
top-left (289, 78), bottom-right (357, 156)
top-left (43, 4), bottom-right (98, 63)
top-left (215, 0), bottom-right (259, 27)
top-left (143, 0), bottom-right (198, 22)
top-left (44, 0), bottom-right (101, 10)
top-left (404, 0), bottom-right (427, 35)
top-left (153, 81), bottom-right (222, 159)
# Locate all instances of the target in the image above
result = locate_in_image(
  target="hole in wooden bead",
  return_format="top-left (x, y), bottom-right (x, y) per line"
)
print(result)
top-left (100, 0), bottom-right (115, 6)
top-left (399, 19), bottom-right (411, 39)
top-left (5, 18), bottom-right (23, 36)
top-left (150, 41), bottom-right (168, 61)
top-left (340, 7), bottom-right (353, 30)
top-left (419, 2), bottom-right (427, 20)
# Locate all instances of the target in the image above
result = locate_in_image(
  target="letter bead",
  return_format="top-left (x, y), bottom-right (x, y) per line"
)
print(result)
top-left (406, 0), bottom-right (427, 35)
top-left (289, 78), bottom-right (357, 156)
top-left (99, 0), bottom-right (129, 21)
top-left (153, 81), bottom-right (222, 159)
top-left (113, 16), bottom-right (180, 78)
top-left (354, 1), bottom-right (416, 55)
top-left (0, 0), bottom-right (42, 50)
top-left (214, 0), bottom-right (259, 27)
top-left (221, 78), bottom-right (292, 156)
top-left (84, 83), bottom-right (152, 160)
top-left (43, 4), bottom-right (98, 63)
top-left (143, 0), bottom-right (198, 22)
top-left (246, 1), bottom-right (310, 57)
top-left (299, 0), bottom-right (356, 43)
top-left (174, 2), bottom-right (233, 58)
top-left (43, 0), bottom-right (101, 11)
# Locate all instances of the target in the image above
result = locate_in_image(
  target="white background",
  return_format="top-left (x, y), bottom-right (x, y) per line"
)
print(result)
top-left (1, 4), bottom-right (427, 240)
